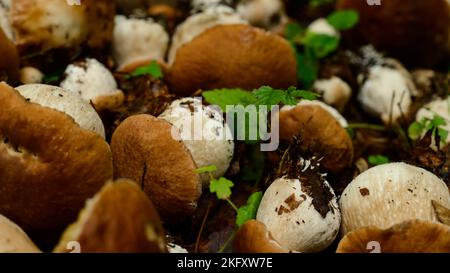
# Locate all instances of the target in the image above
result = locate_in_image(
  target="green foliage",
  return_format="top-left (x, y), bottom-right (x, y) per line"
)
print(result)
top-left (236, 192), bottom-right (263, 227)
top-left (127, 61), bottom-right (163, 79)
top-left (368, 155), bottom-right (390, 166)
top-left (408, 114), bottom-right (449, 144)
top-left (210, 177), bottom-right (234, 200)
top-left (326, 10), bottom-right (359, 31)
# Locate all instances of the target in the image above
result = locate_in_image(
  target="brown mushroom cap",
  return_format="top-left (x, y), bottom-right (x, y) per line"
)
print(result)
top-left (168, 24), bottom-right (297, 96)
top-left (336, 0), bottom-right (450, 67)
top-left (278, 104), bottom-right (353, 173)
top-left (0, 28), bottom-right (19, 82)
top-left (110, 114), bottom-right (202, 223)
top-left (233, 220), bottom-right (289, 253)
top-left (54, 179), bottom-right (167, 253)
top-left (337, 220), bottom-right (450, 253)
top-left (0, 82), bottom-right (113, 234)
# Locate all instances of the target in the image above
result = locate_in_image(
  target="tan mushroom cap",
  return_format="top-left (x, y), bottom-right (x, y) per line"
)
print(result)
top-left (110, 114), bottom-right (202, 223)
top-left (278, 103), bottom-right (353, 173)
top-left (0, 28), bottom-right (19, 82)
top-left (0, 82), bottom-right (113, 234)
top-left (233, 220), bottom-right (288, 253)
top-left (54, 179), bottom-right (167, 253)
top-left (168, 24), bottom-right (297, 96)
top-left (0, 214), bottom-right (41, 253)
top-left (337, 220), bottom-right (450, 253)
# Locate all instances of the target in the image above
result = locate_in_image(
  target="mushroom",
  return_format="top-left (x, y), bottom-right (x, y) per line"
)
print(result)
top-left (337, 0), bottom-right (450, 67)
top-left (159, 97), bottom-right (234, 187)
top-left (15, 84), bottom-right (105, 138)
top-left (60, 58), bottom-right (124, 111)
top-left (313, 76), bottom-right (352, 112)
top-left (307, 18), bottom-right (339, 38)
top-left (113, 15), bottom-right (169, 72)
top-left (0, 1), bottom-right (13, 40)
top-left (0, 214), bottom-right (41, 253)
top-left (0, 82), bottom-right (113, 235)
top-left (19, 66), bottom-right (43, 84)
top-left (236, 0), bottom-right (289, 34)
top-left (191, 0), bottom-right (235, 13)
top-left (54, 179), bottom-right (167, 253)
top-left (0, 26), bottom-right (19, 82)
top-left (167, 5), bottom-right (246, 66)
top-left (278, 100), bottom-right (353, 173)
top-left (337, 220), bottom-right (450, 253)
top-left (167, 243), bottom-right (189, 253)
top-left (233, 220), bottom-right (289, 253)
top-left (168, 24), bottom-right (297, 96)
top-left (110, 114), bottom-right (202, 223)
top-left (339, 162), bottom-right (450, 235)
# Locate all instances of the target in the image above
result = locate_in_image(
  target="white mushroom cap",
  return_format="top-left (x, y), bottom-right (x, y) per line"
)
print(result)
top-left (113, 15), bottom-right (169, 71)
top-left (60, 58), bottom-right (124, 111)
top-left (313, 76), bottom-right (352, 112)
top-left (307, 18), bottom-right (339, 38)
top-left (357, 60), bottom-right (417, 124)
top-left (236, 0), bottom-right (288, 33)
top-left (20, 66), bottom-right (43, 84)
top-left (257, 169), bottom-right (341, 253)
top-left (15, 84), bottom-right (105, 138)
top-left (159, 97), bottom-right (234, 187)
top-left (281, 100), bottom-right (348, 128)
top-left (168, 8), bottom-right (247, 65)
top-left (0, 214), bottom-right (40, 253)
top-left (340, 162), bottom-right (450, 235)
top-left (415, 97), bottom-right (450, 147)
top-left (191, 0), bottom-right (234, 13)
top-left (167, 243), bottom-right (189, 253)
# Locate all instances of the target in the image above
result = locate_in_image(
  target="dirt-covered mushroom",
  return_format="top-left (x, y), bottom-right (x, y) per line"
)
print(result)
top-left (233, 220), bottom-right (288, 253)
top-left (0, 26), bottom-right (19, 82)
top-left (313, 76), bottom-right (351, 112)
top-left (113, 15), bottom-right (169, 72)
top-left (0, 82), bottom-right (113, 235)
top-left (15, 84), bottom-right (105, 138)
top-left (60, 58), bottom-right (124, 111)
top-left (168, 24), bottom-right (297, 96)
top-left (159, 97), bottom-right (234, 187)
top-left (54, 179), bottom-right (167, 253)
top-left (236, 0), bottom-right (288, 34)
top-left (278, 100), bottom-right (353, 173)
top-left (337, 0), bottom-right (450, 67)
top-left (339, 162), bottom-right (450, 235)
top-left (111, 114), bottom-right (202, 223)
top-left (0, 214), bottom-right (41, 253)
top-left (337, 220), bottom-right (450, 253)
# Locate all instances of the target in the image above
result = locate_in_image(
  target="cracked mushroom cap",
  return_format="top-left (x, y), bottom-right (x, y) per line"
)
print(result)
top-left (337, 220), bottom-right (450, 253)
top-left (233, 220), bottom-right (288, 253)
top-left (60, 58), bottom-right (124, 111)
top-left (0, 82), bottom-right (113, 234)
top-left (0, 214), bottom-right (41, 253)
top-left (15, 84), bottom-right (105, 138)
top-left (110, 114), bottom-right (202, 223)
top-left (278, 101), bottom-right (353, 173)
top-left (168, 24), bottom-right (297, 96)
top-left (54, 180), bottom-right (167, 253)
top-left (339, 162), bottom-right (450, 235)
top-left (0, 27), bottom-right (19, 82)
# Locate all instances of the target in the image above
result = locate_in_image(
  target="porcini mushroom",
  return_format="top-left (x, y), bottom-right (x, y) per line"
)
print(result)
top-left (339, 162), bottom-right (450, 235)
top-left (0, 26), bottom-right (19, 82)
top-left (0, 214), bottom-right (41, 253)
top-left (110, 114), bottom-right (202, 223)
top-left (168, 24), bottom-right (297, 96)
top-left (159, 97), bottom-right (234, 187)
top-left (233, 220), bottom-right (288, 253)
top-left (54, 179), bottom-right (167, 253)
top-left (0, 82), bottom-right (113, 235)
top-left (60, 58), bottom-right (124, 111)
top-left (337, 220), bottom-right (450, 253)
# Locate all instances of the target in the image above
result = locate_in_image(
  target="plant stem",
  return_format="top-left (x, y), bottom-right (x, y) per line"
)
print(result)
top-left (226, 198), bottom-right (239, 213)
top-left (194, 199), bottom-right (213, 253)
top-left (348, 123), bottom-right (387, 131)
top-left (218, 231), bottom-right (236, 253)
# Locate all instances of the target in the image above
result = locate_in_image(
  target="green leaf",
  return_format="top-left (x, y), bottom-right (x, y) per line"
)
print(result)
top-left (408, 121), bottom-right (424, 140)
top-left (368, 155), bottom-right (390, 166)
top-left (210, 177), bottom-right (234, 200)
top-left (288, 88), bottom-right (320, 101)
top-left (253, 86), bottom-right (286, 107)
top-left (202, 88), bottom-right (256, 112)
top-left (240, 145), bottom-right (265, 183)
top-left (42, 69), bottom-right (65, 84)
top-left (326, 10), bottom-right (360, 31)
top-left (438, 128), bottom-right (449, 143)
top-left (128, 61), bottom-right (163, 79)
top-left (285, 23), bottom-right (304, 43)
top-left (236, 192), bottom-right (263, 227)
top-left (309, 0), bottom-right (334, 8)
top-left (296, 49), bottom-right (319, 89)
top-left (303, 32), bottom-right (340, 58)
top-left (195, 165), bottom-right (217, 174)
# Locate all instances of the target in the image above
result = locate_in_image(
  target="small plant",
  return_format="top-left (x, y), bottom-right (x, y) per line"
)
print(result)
top-left (127, 61), bottom-right (163, 79)
top-left (408, 114), bottom-right (449, 145)
top-left (368, 155), bottom-right (390, 166)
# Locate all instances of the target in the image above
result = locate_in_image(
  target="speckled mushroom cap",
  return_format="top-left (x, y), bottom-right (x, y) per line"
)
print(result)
top-left (168, 24), bottom-right (297, 96)
top-left (54, 180), bottom-right (167, 253)
top-left (0, 214), bottom-right (41, 253)
top-left (0, 82), bottom-right (113, 234)
top-left (337, 220), bottom-right (450, 253)
top-left (339, 162), bottom-right (450, 235)
top-left (278, 102), bottom-right (353, 173)
top-left (233, 220), bottom-right (288, 253)
top-left (110, 114), bottom-right (202, 223)
top-left (15, 84), bottom-right (106, 138)
top-left (336, 0), bottom-right (450, 67)
top-left (0, 27), bottom-right (19, 82)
